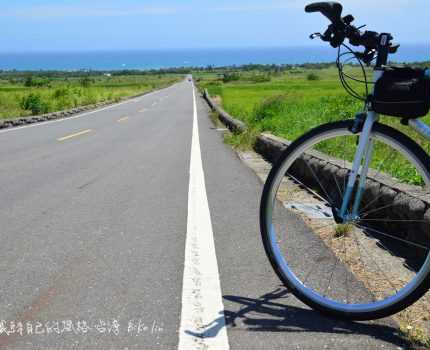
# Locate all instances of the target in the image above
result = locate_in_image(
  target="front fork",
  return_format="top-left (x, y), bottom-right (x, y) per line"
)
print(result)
top-left (339, 111), bottom-right (378, 221)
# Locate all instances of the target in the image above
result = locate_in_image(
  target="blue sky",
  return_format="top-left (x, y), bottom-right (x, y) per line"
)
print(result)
top-left (2, 0), bottom-right (429, 52)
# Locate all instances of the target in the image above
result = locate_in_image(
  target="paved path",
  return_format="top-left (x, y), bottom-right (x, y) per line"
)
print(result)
top-left (0, 79), bottom-right (407, 349)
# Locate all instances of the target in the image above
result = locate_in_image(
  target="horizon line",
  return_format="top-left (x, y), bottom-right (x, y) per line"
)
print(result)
top-left (1, 42), bottom-right (430, 55)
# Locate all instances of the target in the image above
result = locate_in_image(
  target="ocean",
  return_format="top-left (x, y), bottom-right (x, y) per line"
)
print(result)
top-left (0, 45), bottom-right (429, 71)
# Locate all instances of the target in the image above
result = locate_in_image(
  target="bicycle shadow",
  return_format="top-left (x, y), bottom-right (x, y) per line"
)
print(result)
top-left (186, 288), bottom-right (409, 348)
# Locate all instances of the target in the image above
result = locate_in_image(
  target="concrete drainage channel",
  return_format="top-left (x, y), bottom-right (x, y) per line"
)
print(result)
top-left (202, 88), bottom-right (430, 256)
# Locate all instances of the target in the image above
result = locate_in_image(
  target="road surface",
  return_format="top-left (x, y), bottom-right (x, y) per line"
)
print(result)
top-left (0, 80), bottom-right (407, 349)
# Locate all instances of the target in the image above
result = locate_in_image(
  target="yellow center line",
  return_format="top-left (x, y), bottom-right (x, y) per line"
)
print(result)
top-left (117, 116), bottom-right (129, 123)
top-left (57, 129), bottom-right (92, 142)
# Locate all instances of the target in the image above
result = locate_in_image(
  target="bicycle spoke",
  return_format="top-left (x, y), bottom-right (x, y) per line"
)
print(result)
top-left (286, 172), bottom-right (331, 206)
top-left (361, 197), bottom-right (429, 219)
top-left (343, 228), bottom-right (349, 303)
top-left (351, 227), bottom-right (399, 295)
top-left (323, 254), bottom-right (339, 297)
top-left (351, 229), bottom-right (377, 302)
top-left (355, 224), bottom-right (430, 251)
top-left (303, 157), bottom-right (334, 204)
top-left (359, 184), bottom-right (429, 220)
top-left (360, 218), bottom-right (429, 223)
top-left (303, 251), bottom-right (328, 286)
top-left (332, 172), bottom-right (344, 204)
top-left (304, 224), bottom-right (337, 286)
top-left (342, 136), bottom-right (347, 194)
top-left (358, 149), bottom-right (398, 213)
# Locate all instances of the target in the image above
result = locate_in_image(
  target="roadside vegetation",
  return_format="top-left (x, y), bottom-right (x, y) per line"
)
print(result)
top-left (0, 71), bottom-right (182, 120)
top-left (195, 64), bottom-right (430, 185)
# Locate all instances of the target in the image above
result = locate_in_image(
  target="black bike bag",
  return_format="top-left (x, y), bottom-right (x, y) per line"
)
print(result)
top-left (372, 66), bottom-right (430, 118)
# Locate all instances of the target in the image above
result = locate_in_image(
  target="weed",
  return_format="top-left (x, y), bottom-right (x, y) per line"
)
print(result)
top-left (334, 224), bottom-right (353, 238)
top-left (400, 322), bottom-right (430, 349)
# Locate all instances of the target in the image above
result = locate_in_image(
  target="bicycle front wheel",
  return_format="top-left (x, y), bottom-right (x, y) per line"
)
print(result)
top-left (260, 120), bottom-right (430, 320)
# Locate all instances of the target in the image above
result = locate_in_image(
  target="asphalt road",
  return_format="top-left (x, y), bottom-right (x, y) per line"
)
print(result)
top-left (0, 80), bottom-right (409, 349)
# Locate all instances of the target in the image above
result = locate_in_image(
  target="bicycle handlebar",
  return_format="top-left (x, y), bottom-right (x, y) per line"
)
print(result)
top-left (305, 2), bottom-right (344, 26)
top-left (305, 2), bottom-right (399, 65)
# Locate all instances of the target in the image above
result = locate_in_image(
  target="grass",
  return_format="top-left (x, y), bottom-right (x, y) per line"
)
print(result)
top-left (196, 67), bottom-right (367, 138)
top-left (0, 73), bottom-right (182, 120)
top-left (195, 66), bottom-right (430, 184)
top-left (334, 224), bottom-right (353, 238)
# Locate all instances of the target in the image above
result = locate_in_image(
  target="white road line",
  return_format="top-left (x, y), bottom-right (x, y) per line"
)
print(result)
top-left (0, 83), bottom-right (180, 135)
top-left (178, 86), bottom-right (229, 350)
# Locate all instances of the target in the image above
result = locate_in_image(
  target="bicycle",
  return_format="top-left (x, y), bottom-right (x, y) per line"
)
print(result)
top-left (260, 2), bottom-right (430, 320)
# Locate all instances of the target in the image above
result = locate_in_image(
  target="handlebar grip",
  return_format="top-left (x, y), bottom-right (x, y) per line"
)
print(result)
top-left (305, 2), bottom-right (343, 25)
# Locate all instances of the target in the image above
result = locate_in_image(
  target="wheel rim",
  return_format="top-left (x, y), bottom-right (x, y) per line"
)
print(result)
top-left (264, 125), bottom-right (430, 314)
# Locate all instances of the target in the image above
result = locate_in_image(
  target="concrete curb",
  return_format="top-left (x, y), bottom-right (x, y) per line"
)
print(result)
top-left (203, 89), bottom-right (247, 134)
top-left (200, 92), bottom-right (430, 254)
top-left (0, 85), bottom-right (173, 130)
top-left (254, 133), bottom-right (290, 163)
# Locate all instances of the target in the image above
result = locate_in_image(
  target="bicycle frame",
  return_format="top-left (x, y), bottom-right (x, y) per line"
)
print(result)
top-left (339, 67), bottom-right (430, 222)
top-left (338, 70), bottom-right (381, 221)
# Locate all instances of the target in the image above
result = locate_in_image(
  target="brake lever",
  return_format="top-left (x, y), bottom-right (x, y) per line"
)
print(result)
top-left (354, 49), bottom-right (376, 66)
top-left (389, 43), bottom-right (400, 54)
top-left (309, 32), bottom-right (323, 40)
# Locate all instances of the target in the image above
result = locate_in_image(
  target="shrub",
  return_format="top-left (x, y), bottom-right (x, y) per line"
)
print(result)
top-left (52, 87), bottom-right (76, 110)
top-left (249, 74), bottom-right (271, 83)
top-left (222, 72), bottom-right (241, 83)
top-left (24, 77), bottom-right (34, 87)
top-left (307, 73), bottom-right (320, 81)
top-left (80, 76), bottom-right (93, 88)
top-left (53, 87), bottom-right (71, 99)
top-left (289, 70), bottom-right (304, 75)
top-left (82, 89), bottom-right (98, 105)
top-left (253, 95), bottom-right (289, 121)
top-left (20, 93), bottom-right (49, 115)
top-left (24, 76), bottom-right (51, 87)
